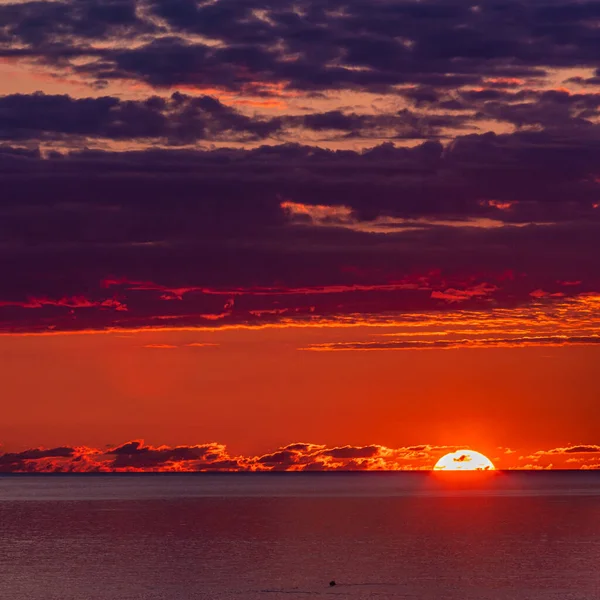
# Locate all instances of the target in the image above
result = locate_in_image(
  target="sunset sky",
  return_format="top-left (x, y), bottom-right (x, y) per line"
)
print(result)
top-left (1, 0), bottom-right (600, 471)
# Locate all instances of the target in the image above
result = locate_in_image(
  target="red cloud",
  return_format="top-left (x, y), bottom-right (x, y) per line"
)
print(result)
top-left (430, 283), bottom-right (498, 303)
top-left (0, 296), bottom-right (126, 311)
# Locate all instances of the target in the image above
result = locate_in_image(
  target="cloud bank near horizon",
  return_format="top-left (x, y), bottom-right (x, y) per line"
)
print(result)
top-left (1, 440), bottom-right (599, 472)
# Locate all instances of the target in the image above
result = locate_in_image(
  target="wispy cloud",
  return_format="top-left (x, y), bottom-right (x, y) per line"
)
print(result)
top-left (300, 335), bottom-right (600, 352)
top-left (143, 344), bottom-right (178, 349)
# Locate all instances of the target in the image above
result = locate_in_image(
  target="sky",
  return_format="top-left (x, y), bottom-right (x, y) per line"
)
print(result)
top-left (1, 0), bottom-right (600, 471)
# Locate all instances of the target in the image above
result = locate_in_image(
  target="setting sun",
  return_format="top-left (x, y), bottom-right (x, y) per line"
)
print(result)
top-left (433, 450), bottom-right (496, 471)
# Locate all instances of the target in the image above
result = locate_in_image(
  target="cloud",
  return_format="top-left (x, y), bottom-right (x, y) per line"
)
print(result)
top-left (0, 296), bottom-right (127, 312)
top-left (301, 335), bottom-right (600, 352)
top-left (535, 445), bottom-right (600, 455)
top-left (322, 445), bottom-right (379, 459)
top-left (0, 91), bottom-right (480, 146)
top-left (0, 129), bottom-right (600, 332)
top-left (5, 86), bottom-right (600, 151)
top-left (0, 445), bottom-right (100, 472)
top-left (0, 92), bottom-right (282, 144)
top-left (4, 0), bottom-right (600, 335)
top-left (105, 440), bottom-right (236, 470)
top-left (0, 0), bottom-right (154, 48)
top-left (430, 283), bottom-right (498, 303)
top-left (3, 0), bottom-right (600, 97)
top-left (143, 343), bottom-right (177, 349)
top-left (0, 440), bottom-right (462, 472)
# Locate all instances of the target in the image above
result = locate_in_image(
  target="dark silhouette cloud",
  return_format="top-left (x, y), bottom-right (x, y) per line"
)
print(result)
top-left (322, 445), bottom-right (379, 459)
top-left (0, 92), bottom-right (282, 143)
top-left (0, 446), bottom-right (79, 472)
top-left (0, 92), bottom-right (478, 143)
top-left (0, 440), bottom-right (463, 471)
top-left (0, 0), bottom-right (154, 48)
top-left (106, 440), bottom-right (230, 469)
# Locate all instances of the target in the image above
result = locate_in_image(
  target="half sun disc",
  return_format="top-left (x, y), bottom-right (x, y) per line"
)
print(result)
top-left (433, 450), bottom-right (495, 471)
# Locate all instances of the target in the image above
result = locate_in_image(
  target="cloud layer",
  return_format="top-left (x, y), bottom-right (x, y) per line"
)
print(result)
top-left (1, 440), bottom-right (598, 472)
top-left (3, 0), bottom-right (600, 95)
top-left (1, 134), bottom-right (600, 333)
top-left (2, 0), bottom-right (600, 336)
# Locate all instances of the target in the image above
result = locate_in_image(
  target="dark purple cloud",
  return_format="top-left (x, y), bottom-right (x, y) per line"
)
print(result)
top-left (0, 0), bottom-right (153, 47)
top-left (2, 0), bottom-right (600, 332)
top-left (1, 127), bottom-right (600, 332)
top-left (2, 0), bottom-right (598, 93)
top-left (0, 92), bottom-right (477, 143)
top-left (5, 87), bottom-right (600, 145)
top-left (0, 92), bottom-right (282, 143)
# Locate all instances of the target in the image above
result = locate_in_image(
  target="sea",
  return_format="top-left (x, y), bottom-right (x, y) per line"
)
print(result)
top-left (0, 472), bottom-right (599, 600)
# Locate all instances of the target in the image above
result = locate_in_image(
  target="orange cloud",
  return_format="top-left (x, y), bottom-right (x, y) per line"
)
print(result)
top-left (534, 445), bottom-right (600, 455)
top-left (281, 199), bottom-right (355, 225)
top-left (300, 335), bottom-right (600, 352)
top-left (143, 344), bottom-right (178, 349)
top-left (0, 441), bottom-right (462, 472)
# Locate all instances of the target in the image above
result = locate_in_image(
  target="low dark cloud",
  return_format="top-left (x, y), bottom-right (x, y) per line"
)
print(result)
top-left (322, 445), bottom-right (379, 459)
top-left (107, 440), bottom-right (230, 469)
top-left (0, 440), bottom-right (461, 472)
top-left (0, 446), bottom-right (79, 472)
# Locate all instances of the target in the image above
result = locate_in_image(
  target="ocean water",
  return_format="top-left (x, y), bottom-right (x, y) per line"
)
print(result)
top-left (0, 473), bottom-right (599, 600)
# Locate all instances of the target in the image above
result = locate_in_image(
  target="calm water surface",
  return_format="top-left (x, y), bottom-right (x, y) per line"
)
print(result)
top-left (0, 472), bottom-right (599, 600)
